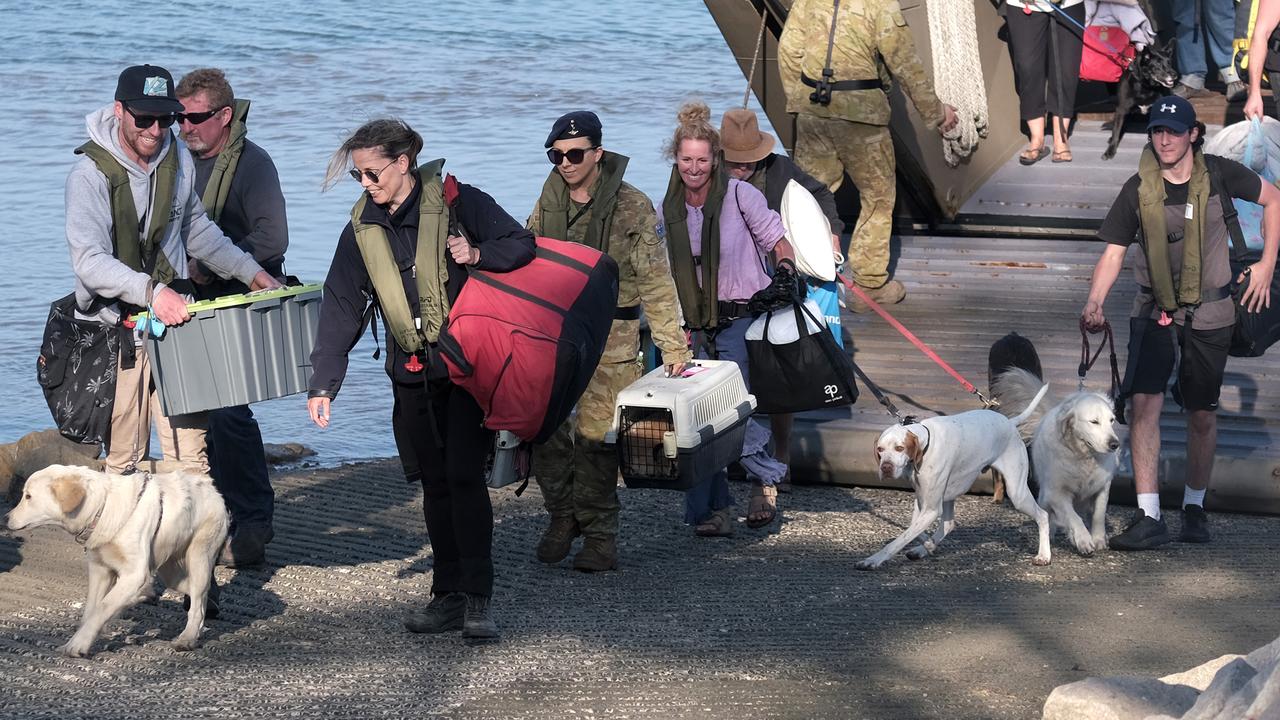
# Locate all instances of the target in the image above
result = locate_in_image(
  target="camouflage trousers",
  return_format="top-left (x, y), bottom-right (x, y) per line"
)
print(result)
top-left (534, 320), bottom-right (644, 539)
top-left (794, 115), bottom-right (895, 289)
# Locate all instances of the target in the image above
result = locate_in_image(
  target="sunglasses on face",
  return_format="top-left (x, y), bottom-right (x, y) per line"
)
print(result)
top-left (124, 105), bottom-right (177, 129)
top-left (178, 107), bottom-right (225, 125)
top-left (546, 146), bottom-right (598, 165)
top-left (349, 158), bottom-right (398, 184)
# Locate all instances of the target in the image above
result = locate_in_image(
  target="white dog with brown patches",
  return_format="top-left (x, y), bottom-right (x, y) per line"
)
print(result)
top-left (5, 464), bottom-right (228, 657)
top-left (861, 384), bottom-right (1052, 570)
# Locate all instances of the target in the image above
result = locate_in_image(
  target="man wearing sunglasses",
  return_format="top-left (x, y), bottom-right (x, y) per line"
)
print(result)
top-left (527, 110), bottom-right (691, 572)
top-left (175, 68), bottom-right (289, 569)
top-left (64, 63), bottom-right (282, 481)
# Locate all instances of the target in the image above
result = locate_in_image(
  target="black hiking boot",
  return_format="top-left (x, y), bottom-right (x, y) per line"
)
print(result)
top-left (536, 516), bottom-right (580, 564)
top-left (1108, 510), bottom-right (1172, 551)
top-left (572, 536), bottom-right (618, 573)
top-left (461, 594), bottom-right (500, 645)
top-left (217, 525), bottom-right (274, 568)
top-left (1179, 504), bottom-right (1212, 544)
top-left (404, 593), bottom-right (465, 634)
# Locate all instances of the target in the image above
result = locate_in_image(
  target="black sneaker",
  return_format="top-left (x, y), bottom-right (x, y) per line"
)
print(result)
top-left (404, 593), bottom-right (465, 634)
top-left (461, 593), bottom-right (500, 645)
top-left (1108, 510), bottom-right (1172, 551)
top-left (1179, 504), bottom-right (1212, 543)
top-left (217, 525), bottom-right (274, 568)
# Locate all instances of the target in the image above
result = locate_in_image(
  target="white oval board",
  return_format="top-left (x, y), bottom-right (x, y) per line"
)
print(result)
top-left (780, 179), bottom-right (836, 281)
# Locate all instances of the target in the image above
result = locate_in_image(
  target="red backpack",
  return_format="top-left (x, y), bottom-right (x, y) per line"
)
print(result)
top-left (437, 178), bottom-right (620, 442)
top-left (1080, 25), bottom-right (1135, 83)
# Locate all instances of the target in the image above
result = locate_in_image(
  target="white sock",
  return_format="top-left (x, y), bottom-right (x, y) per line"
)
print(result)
top-left (1184, 487), bottom-right (1206, 508)
top-left (1137, 493), bottom-right (1161, 521)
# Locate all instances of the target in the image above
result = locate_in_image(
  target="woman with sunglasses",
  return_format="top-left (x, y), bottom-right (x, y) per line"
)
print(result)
top-left (307, 118), bottom-right (535, 645)
top-left (526, 111), bottom-right (692, 572)
top-left (658, 101), bottom-right (794, 537)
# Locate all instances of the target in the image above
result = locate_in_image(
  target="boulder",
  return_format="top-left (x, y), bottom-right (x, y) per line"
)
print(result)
top-left (1181, 658), bottom-right (1258, 720)
top-left (1, 429), bottom-right (102, 501)
top-left (1162, 655), bottom-right (1247, 693)
top-left (1042, 677), bottom-right (1199, 720)
top-left (262, 442), bottom-right (316, 466)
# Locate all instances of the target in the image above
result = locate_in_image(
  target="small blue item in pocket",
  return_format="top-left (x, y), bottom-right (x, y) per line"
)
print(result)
top-left (142, 308), bottom-right (166, 338)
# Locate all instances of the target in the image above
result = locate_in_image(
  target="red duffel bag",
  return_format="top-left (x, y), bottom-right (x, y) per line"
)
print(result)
top-left (1080, 25), bottom-right (1135, 83)
top-left (437, 231), bottom-right (620, 443)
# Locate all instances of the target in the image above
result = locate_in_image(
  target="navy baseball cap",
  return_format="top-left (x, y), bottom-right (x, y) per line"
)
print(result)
top-left (545, 110), bottom-right (602, 148)
top-left (1147, 95), bottom-right (1196, 134)
top-left (115, 65), bottom-right (183, 115)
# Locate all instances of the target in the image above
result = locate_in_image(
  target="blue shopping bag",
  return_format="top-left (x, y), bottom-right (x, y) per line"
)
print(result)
top-left (806, 279), bottom-right (844, 348)
top-left (1234, 118), bottom-right (1280, 250)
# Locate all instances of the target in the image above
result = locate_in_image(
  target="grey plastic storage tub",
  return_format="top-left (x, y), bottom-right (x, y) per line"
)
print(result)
top-left (145, 284), bottom-right (322, 416)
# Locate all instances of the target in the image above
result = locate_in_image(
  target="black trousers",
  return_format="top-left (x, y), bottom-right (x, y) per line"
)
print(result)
top-left (392, 380), bottom-right (494, 597)
top-left (1006, 4), bottom-right (1085, 122)
top-left (207, 404), bottom-right (273, 532)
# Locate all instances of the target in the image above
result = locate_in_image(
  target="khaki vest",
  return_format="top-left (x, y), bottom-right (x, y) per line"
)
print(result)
top-left (75, 139), bottom-right (179, 288)
top-left (200, 98), bottom-right (251, 223)
top-left (351, 159), bottom-right (451, 353)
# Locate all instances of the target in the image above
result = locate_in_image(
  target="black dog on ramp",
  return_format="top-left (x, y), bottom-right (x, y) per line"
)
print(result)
top-left (1102, 40), bottom-right (1179, 160)
top-left (987, 332), bottom-right (1044, 503)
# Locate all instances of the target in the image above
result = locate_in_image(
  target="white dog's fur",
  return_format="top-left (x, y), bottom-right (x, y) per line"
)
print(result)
top-left (5, 464), bottom-right (228, 657)
top-left (863, 384), bottom-right (1053, 569)
top-left (994, 368), bottom-right (1121, 558)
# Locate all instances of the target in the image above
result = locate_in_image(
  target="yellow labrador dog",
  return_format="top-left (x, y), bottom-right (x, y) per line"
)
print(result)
top-left (6, 464), bottom-right (228, 657)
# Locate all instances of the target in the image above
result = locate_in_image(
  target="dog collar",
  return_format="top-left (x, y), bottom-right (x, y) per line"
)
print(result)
top-left (74, 472), bottom-right (151, 547)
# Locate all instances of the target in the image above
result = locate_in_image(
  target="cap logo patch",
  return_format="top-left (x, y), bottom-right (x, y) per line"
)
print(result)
top-left (568, 119), bottom-right (579, 136)
top-left (143, 76), bottom-right (169, 97)
top-left (1160, 103), bottom-right (1176, 113)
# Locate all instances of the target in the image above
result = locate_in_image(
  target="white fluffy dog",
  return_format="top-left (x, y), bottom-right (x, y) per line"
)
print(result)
top-left (5, 464), bottom-right (228, 657)
top-left (993, 369), bottom-right (1121, 558)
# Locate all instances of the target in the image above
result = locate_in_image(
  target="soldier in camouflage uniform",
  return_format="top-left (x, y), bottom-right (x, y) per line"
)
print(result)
top-left (528, 111), bottom-right (691, 572)
top-left (778, 0), bottom-right (957, 311)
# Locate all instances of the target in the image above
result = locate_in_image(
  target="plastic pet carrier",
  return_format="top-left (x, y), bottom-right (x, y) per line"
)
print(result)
top-left (604, 360), bottom-right (756, 490)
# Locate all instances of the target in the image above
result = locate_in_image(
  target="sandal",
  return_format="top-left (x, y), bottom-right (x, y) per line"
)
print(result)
top-left (1018, 145), bottom-right (1049, 166)
top-left (746, 484), bottom-right (778, 529)
top-left (1052, 147), bottom-right (1073, 163)
top-left (694, 508), bottom-right (735, 537)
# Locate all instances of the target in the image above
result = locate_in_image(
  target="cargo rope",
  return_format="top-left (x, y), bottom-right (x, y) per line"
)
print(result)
top-left (926, 0), bottom-right (988, 166)
top-left (742, 5), bottom-right (770, 108)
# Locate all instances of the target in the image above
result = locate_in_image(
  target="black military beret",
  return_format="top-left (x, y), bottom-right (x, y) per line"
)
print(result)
top-left (545, 110), bottom-right (603, 148)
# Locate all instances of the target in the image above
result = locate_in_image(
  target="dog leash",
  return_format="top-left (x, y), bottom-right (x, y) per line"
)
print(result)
top-left (847, 358), bottom-right (916, 426)
top-left (837, 273), bottom-right (996, 409)
top-left (1078, 317), bottom-right (1121, 398)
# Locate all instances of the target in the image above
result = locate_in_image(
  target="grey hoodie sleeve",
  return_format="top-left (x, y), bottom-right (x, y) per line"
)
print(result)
top-left (182, 190), bottom-right (263, 285)
top-left (65, 159), bottom-right (152, 308)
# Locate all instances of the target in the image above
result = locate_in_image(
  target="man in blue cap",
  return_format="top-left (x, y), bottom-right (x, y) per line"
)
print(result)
top-left (1082, 95), bottom-right (1280, 550)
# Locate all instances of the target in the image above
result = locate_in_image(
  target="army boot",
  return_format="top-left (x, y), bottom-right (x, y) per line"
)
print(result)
top-left (461, 593), bottom-right (501, 645)
top-left (849, 279), bottom-right (905, 313)
top-left (572, 536), bottom-right (618, 572)
top-left (535, 516), bottom-right (580, 564)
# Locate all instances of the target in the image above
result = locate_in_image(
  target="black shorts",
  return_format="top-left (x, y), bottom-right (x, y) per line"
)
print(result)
top-left (1126, 321), bottom-right (1232, 411)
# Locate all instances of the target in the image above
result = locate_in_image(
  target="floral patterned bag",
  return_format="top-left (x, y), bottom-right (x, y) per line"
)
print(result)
top-left (36, 294), bottom-right (120, 446)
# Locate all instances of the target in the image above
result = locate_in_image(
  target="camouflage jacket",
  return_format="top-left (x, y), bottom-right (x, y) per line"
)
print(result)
top-left (778, 0), bottom-right (945, 128)
top-left (529, 178), bottom-right (692, 367)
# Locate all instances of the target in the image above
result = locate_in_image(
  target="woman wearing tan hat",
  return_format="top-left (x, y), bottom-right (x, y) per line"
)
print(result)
top-left (719, 107), bottom-right (845, 491)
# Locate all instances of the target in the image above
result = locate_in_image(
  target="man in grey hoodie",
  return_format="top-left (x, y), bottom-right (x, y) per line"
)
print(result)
top-left (66, 64), bottom-right (281, 475)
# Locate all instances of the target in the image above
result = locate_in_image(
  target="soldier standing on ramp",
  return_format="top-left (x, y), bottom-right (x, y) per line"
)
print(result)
top-left (528, 111), bottom-right (692, 572)
top-left (779, 0), bottom-right (958, 311)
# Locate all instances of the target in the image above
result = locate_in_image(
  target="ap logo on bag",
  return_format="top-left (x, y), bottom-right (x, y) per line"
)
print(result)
top-left (143, 76), bottom-right (169, 97)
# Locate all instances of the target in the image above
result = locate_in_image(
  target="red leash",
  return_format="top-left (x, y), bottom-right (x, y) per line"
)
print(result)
top-left (837, 273), bottom-right (995, 407)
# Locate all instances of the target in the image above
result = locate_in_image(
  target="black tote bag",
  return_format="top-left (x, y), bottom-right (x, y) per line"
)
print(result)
top-left (37, 294), bottom-right (120, 445)
top-left (746, 297), bottom-right (858, 414)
